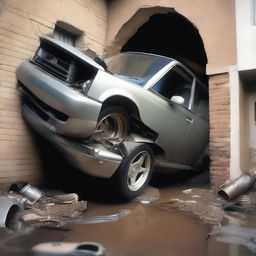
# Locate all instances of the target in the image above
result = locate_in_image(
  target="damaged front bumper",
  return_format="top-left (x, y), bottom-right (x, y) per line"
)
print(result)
top-left (22, 104), bottom-right (123, 178)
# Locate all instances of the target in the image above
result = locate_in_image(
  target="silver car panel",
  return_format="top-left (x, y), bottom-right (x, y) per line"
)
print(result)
top-left (87, 70), bottom-right (196, 160)
top-left (16, 60), bottom-right (102, 137)
top-left (22, 104), bottom-right (122, 178)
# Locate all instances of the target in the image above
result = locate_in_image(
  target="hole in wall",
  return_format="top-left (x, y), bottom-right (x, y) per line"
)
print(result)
top-left (121, 12), bottom-right (208, 83)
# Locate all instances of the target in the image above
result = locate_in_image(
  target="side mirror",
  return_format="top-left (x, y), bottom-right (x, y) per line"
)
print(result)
top-left (170, 96), bottom-right (184, 105)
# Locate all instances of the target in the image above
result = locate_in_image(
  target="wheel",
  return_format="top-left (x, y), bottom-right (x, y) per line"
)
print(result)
top-left (92, 106), bottom-right (129, 144)
top-left (111, 144), bottom-right (154, 200)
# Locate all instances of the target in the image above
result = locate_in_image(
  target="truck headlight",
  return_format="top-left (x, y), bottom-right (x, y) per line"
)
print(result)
top-left (82, 80), bottom-right (93, 94)
top-left (72, 79), bottom-right (93, 95)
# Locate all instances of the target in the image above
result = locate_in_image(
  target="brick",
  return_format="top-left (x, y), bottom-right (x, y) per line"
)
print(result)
top-left (209, 73), bottom-right (229, 85)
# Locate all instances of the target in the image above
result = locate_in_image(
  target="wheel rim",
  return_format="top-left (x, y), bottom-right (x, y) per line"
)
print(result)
top-left (94, 113), bottom-right (127, 141)
top-left (127, 151), bottom-right (151, 191)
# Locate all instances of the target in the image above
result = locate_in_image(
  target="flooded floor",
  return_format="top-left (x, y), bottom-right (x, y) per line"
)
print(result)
top-left (1, 172), bottom-right (256, 256)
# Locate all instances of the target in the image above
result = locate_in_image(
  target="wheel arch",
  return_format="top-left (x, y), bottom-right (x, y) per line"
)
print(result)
top-left (101, 96), bottom-right (161, 144)
top-left (101, 95), bottom-right (140, 120)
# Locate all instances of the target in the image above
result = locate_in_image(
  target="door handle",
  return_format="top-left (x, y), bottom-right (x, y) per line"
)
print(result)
top-left (186, 117), bottom-right (193, 124)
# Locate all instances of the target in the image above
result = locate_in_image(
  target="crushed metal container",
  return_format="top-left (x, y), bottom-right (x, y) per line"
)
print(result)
top-left (218, 173), bottom-right (256, 201)
top-left (10, 182), bottom-right (43, 202)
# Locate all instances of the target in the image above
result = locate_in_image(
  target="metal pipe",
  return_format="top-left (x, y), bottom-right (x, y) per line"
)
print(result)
top-left (218, 173), bottom-right (256, 201)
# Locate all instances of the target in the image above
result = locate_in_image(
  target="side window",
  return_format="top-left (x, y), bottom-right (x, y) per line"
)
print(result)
top-left (151, 65), bottom-right (193, 108)
top-left (193, 82), bottom-right (209, 120)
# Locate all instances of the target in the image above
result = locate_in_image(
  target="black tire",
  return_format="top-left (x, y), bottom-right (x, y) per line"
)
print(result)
top-left (111, 144), bottom-right (154, 200)
top-left (93, 106), bottom-right (129, 142)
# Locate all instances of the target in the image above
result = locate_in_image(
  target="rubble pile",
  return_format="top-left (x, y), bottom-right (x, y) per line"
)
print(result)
top-left (20, 193), bottom-right (88, 227)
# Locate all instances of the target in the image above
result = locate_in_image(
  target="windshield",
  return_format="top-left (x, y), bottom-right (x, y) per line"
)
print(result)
top-left (106, 52), bottom-right (171, 86)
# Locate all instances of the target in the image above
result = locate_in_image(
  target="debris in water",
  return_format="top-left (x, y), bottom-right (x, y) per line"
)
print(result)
top-left (216, 225), bottom-right (256, 253)
top-left (182, 189), bottom-right (193, 195)
top-left (68, 209), bottom-right (131, 224)
top-left (155, 188), bottom-right (225, 225)
top-left (20, 194), bottom-right (87, 227)
top-left (192, 195), bottom-right (202, 199)
top-left (134, 186), bottom-right (160, 204)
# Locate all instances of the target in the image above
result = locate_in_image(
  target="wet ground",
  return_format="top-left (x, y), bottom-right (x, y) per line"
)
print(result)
top-left (1, 170), bottom-right (256, 256)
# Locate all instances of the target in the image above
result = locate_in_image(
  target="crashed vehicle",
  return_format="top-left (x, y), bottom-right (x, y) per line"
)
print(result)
top-left (16, 37), bottom-right (209, 200)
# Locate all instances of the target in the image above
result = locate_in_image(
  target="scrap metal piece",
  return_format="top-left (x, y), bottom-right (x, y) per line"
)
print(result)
top-left (218, 173), bottom-right (256, 201)
top-left (19, 184), bottom-right (43, 202)
top-left (31, 242), bottom-right (106, 256)
top-left (10, 182), bottom-right (43, 202)
top-left (0, 197), bottom-right (23, 229)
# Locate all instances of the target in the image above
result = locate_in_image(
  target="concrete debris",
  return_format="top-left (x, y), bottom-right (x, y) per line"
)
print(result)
top-left (1, 184), bottom-right (132, 229)
top-left (20, 194), bottom-right (87, 227)
top-left (43, 193), bottom-right (79, 204)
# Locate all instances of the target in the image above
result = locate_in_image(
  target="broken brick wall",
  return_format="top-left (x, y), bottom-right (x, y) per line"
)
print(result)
top-left (0, 0), bottom-right (107, 189)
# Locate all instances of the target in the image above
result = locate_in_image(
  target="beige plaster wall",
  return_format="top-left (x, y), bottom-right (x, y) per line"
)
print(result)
top-left (236, 0), bottom-right (256, 71)
top-left (0, 0), bottom-right (107, 189)
top-left (106, 0), bottom-right (237, 75)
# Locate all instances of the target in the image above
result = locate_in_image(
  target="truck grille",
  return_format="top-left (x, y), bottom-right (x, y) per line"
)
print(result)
top-left (34, 55), bottom-right (74, 82)
top-left (33, 40), bottom-right (76, 83)
top-left (32, 38), bottom-right (98, 89)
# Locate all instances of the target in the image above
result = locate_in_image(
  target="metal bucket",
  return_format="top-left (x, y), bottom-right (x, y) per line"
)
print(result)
top-left (218, 173), bottom-right (256, 201)
top-left (20, 184), bottom-right (43, 202)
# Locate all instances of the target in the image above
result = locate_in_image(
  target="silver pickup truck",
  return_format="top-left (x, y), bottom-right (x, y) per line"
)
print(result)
top-left (16, 36), bottom-right (209, 200)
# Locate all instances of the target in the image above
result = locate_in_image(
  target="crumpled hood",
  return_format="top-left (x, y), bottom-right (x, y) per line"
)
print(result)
top-left (40, 36), bottom-right (105, 71)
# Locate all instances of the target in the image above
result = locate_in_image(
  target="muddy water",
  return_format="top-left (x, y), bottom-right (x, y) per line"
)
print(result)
top-left (1, 175), bottom-right (256, 255)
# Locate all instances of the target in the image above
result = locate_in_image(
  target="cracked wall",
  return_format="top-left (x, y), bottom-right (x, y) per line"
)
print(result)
top-left (0, 0), bottom-right (107, 189)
